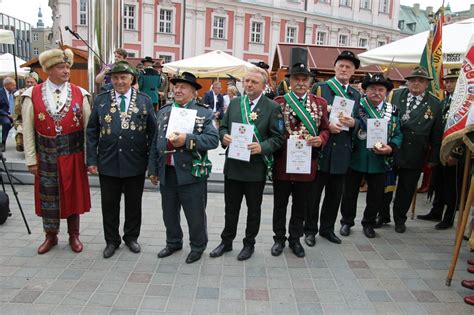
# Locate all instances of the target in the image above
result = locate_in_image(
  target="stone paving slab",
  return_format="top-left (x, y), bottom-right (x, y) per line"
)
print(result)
top-left (0, 184), bottom-right (473, 314)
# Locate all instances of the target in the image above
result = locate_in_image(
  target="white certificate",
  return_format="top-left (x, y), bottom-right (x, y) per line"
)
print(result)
top-left (329, 96), bottom-right (355, 131)
top-left (166, 107), bottom-right (198, 137)
top-left (286, 138), bottom-right (312, 174)
top-left (366, 118), bottom-right (388, 149)
top-left (228, 123), bottom-right (254, 162)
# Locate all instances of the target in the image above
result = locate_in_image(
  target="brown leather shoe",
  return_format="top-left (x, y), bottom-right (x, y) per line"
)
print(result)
top-left (462, 280), bottom-right (474, 290)
top-left (468, 266), bottom-right (474, 274)
top-left (37, 233), bottom-right (58, 254)
top-left (67, 215), bottom-right (83, 253)
top-left (464, 296), bottom-right (474, 305)
top-left (468, 259), bottom-right (474, 265)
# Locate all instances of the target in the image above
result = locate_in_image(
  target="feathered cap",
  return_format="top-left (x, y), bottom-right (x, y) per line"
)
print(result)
top-left (39, 48), bottom-right (74, 72)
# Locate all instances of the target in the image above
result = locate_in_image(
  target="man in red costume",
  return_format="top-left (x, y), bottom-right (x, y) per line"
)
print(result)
top-left (22, 47), bottom-right (91, 254)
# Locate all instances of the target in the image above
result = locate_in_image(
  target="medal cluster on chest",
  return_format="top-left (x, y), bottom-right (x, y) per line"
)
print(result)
top-left (284, 98), bottom-right (322, 139)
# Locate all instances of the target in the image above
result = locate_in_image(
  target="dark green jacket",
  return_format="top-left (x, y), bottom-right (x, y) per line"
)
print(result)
top-left (138, 68), bottom-right (161, 104)
top-left (219, 95), bottom-right (284, 182)
top-left (86, 89), bottom-right (157, 178)
top-left (390, 88), bottom-right (443, 169)
top-left (313, 81), bottom-right (361, 174)
top-left (350, 101), bottom-right (403, 174)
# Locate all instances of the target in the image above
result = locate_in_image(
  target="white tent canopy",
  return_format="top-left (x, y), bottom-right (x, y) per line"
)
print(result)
top-left (0, 53), bottom-right (30, 78)
top-left (359, 18), bottom-right (474, 67)
top-left (162, 50), bottom-right (255, 78)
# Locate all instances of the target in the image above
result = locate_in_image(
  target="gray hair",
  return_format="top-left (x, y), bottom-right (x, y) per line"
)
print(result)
top-left (3, 77), bottom-right (15, 87)
top-left (245, 67), bottom-right (268, 85)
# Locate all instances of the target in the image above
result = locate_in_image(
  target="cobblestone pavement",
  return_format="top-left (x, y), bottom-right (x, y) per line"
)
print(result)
top-left (0, 184), bottom-right (473, 314)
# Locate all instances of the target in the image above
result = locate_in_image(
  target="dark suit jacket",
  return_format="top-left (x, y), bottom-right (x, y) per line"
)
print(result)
top-left (0, 88), bottom-right (12, 124)
top-left (86, 89), bottom-right (157, 178)
top-left (313, 81), bottom-right (361, 174)
top-left (203, 90), bottom-right (224, 119)
top-left (148, 100), bottom-right (219, 186)
top-left (219, 95), bottom-right (284, 182)
top-left (390, 88), bottom-right (443, 169)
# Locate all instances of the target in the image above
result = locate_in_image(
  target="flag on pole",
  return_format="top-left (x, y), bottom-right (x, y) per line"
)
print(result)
top-left (420, 6), bottom-right (445, 99)
top-left (440, 34), bottom-right (474, 165)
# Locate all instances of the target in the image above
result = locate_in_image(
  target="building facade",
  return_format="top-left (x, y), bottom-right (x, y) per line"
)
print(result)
top-left (0, 13), bottom-right (32, 61)
top-left (50, 0), bottom-right (401, 64)
top-left (31, 8), bottom-right (53, 57)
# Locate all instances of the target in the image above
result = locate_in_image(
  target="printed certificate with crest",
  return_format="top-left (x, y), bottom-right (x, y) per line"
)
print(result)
top-left (366, 118), bottom-right (388, 149)
top-left (286, 137), bottom-right (312, 174)
top-left (228, 122), bottom-right (254, 162)
top-left (329, 96), bottom-right (355, 131)
top-left (166, 107), bottom-right (198, 137)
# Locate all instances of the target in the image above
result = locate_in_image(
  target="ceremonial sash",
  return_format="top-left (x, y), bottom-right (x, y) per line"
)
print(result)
top-left (240, 95), bottom-right (274, 179)
top-left (360, 97), bottom-right (383, 119)
top-left (283, 92), bottom-right (318, 136)
top-left (173, 100), bottom-right (212, 178)
top-left (327, 77), bottom-right (350, 99)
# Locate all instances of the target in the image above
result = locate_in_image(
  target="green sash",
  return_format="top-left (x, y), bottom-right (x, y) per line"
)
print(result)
top-left (327, 77), bottom-right (350, 99)
top-left (240, 95), bottom-right (274, 179)
top-left (360, 97), bottom-right (382, 119)
top-left (283, 92), bottom-right (318, 136)
top-left (173, 100), bottom-right (212, 178)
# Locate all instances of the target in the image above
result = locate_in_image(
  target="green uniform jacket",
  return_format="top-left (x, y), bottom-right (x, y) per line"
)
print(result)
top-left (138, 68), bottom-right (161, 104)
top-left (219, 95), bottom-right (284, 182)
top-left (390, 88), bottom-right (443, 169)
top-left (350, 101), bottom-right (403, 174)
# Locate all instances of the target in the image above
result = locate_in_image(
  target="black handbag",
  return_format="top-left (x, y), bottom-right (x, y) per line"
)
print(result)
top-left (0, 191), bottom-right (10, 224)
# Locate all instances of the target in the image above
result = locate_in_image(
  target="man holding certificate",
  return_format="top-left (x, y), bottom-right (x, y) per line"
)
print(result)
top-left (304, 51), bottom-right (360, 244)
top-left (209, 67), bottom-right (284, 261)
top-left (271, 63), bottom-right (330, 257)
top-left (340, 74), bottom-right (402, 238)
top-left (148, 72), bottom-right (219, 264)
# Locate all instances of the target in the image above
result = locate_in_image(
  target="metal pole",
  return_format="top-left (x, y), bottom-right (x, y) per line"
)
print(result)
top-left (12, 31), bottom-right (18, 86)
top-left (303, 0), bottom-right (308, 44)
top-left (182, 0), bottom-right (186, 59)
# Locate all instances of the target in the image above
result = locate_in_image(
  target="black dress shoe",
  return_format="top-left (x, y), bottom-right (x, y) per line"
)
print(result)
top-left (304, 235), bottom-right (316, 247)
top-left (103, 244), bottom-right (117, 259)
top-left (157, 246), bottom-right (182, 258)
top-left (340, 224), bottom-right (351, 237)
top-left (417, 212), bottom-right (442, 222)
top-left (125, 240), bottom-right (141, 253)
top-left (185, 251), bottom-right (202, 264)
top-left (435, 221), bottom-right (453, 230)
top-left (209, 243), bottom-right (232, 258)
top-left (363, 226), bottom-right (376, 238)
top-left (395, 224), bottom-right (406, 233)
top-left (320, 232), bottom-right (341, 244)
top-left (237, 246), bottom-right (254, 261)
top-left (289, 241), bottom-right (305, 258)
top-left (374, 216), bottom-right (391, 229)
top-left (271, 242), bottom-right (285, 256)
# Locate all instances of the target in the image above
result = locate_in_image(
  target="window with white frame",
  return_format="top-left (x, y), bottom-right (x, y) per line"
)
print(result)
top-left (79, 0), bottom-right (87, 25)
top-left (360, 0), bottom-right (371, 10)
top-left (33, 47), bottom-right (39, 55)
top-left (123, 5), bottom-right (135, 30)
top-left (377, 40), bottom-right (386, 47)
top-left (316, 31), bottom-right (327, 45)
top-left (33, 33), bottom-right (38, 41)
top-left (250, 21), bottom-right (263, 43)
top-left (159, 9), bottom-right (173, 33)
top-left (338, 34), bottom-right (348, 46)
top-left (339, 0), bottom-right (351, 7)
top-left (213, 16), bottom-right (226, 39)
top-left (159, 55), bottom-right (172, 63)
top-left (286, 26), bottom-right (296, 43)
top-left (358, 37), bottom-right (368, 47)
top-left (379, 0), bottom-right (389, 13)
top-left (319, 0), bottom-right (331, 3)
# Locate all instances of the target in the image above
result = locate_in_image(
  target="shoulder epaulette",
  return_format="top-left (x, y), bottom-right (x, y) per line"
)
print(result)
top-left (428, 91), bottom-right (441, 101)
top-left (196, 102), bottom-right (210, 108)
top-left (161, 103), bottom-right (172, 109)
top-left (95, 90), bottom-right (110, 97)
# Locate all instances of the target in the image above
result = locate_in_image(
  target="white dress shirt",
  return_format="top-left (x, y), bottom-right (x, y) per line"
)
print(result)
top-left (115, 88), bottom-right (132, 112)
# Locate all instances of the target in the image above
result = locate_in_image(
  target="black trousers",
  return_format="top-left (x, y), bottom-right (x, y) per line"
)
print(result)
top-left (99, 174), bottom-right (145, 246)
top-left (160, 167), bottom-right (208, 252)
top-left (393, 168), bottom-right (422, 225)
top-left (272, 180), bottom-right (310, 243)
top-left (304, 171), bottom-right (345, 236)
top-left (430, 164), bottom-right (462, 223)
top-left (377, 191), bottom-right (394, 221)
top-left (340, 169), bottom-right (386, 228)
top-left (221, 178), bottom-right (265, 247)
top-left (1, 122), bottom-right (11, 143)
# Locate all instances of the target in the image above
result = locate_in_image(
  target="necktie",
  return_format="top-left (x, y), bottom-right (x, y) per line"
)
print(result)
top-left (8, 92), bottom-right (14, 114)
top-left (119, 95), bottom-right (126, 112)
top-left (249, 101), bottom-right (254, 110)
top-left (166, 139), bottom-right (174, 165)
top-left (409, 96), bottom-right (417, 108)
top-left (298, 97), bottom-right (304, 103)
